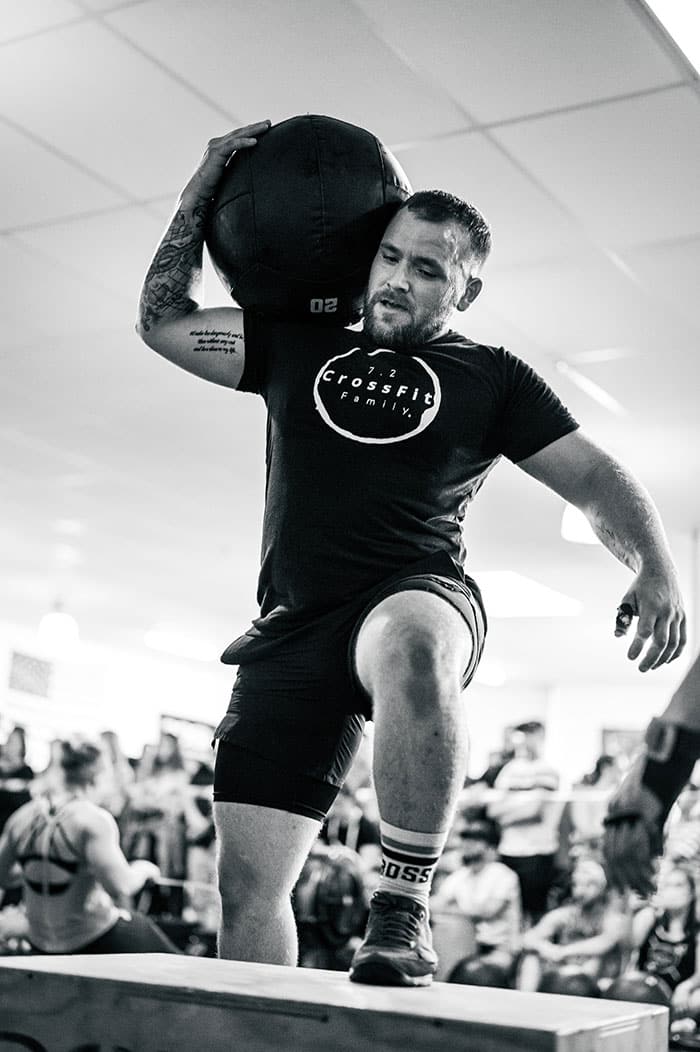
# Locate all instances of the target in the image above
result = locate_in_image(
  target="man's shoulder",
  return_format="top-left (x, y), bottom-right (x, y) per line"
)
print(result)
top-left (487, 859), bottom-right (520, 883)
top-left (429, 330), bottom-right (505, 360)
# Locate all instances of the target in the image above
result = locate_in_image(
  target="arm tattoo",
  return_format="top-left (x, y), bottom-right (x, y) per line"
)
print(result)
top-left (138, 205), bottom-right (209, 332)
top-left (190, 328), bottom-right (244, 354)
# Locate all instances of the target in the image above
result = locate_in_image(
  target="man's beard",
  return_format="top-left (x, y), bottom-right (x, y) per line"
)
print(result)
top-left (362, 292), bottom-right (446, 349)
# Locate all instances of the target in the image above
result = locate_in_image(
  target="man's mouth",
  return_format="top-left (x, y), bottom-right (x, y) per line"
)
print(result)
top-left (377, 297), bottom-right (409, 312)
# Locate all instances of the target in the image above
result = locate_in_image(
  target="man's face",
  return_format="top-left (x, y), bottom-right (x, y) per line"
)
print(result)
top-left (572, 866), bottom-right (605, 905)
top-left (460, 836), bottom-right (490, 866)
top-left (512, 729), bottom-right (543, 760)
top-left (362, 209), bottom-right (481, 350)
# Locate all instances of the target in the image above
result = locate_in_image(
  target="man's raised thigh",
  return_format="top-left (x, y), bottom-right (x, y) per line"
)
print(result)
top-left (353, 588), bottom-right (475, 697)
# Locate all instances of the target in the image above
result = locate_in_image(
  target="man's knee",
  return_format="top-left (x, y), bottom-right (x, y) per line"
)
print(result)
top-left (356, 593), bottom-right (471, 696)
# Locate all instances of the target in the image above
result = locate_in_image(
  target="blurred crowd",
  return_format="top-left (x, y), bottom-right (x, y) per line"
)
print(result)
top-left (0, 723), bottom-right (218, 954)
top-left (1, 717), bottom-right (700, 1035)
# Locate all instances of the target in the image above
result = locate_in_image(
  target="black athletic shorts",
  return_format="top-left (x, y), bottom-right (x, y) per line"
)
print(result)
top-left (213, 551), bottom-right (486, 823)
top-left (29, 911), bottom-right (180, 954)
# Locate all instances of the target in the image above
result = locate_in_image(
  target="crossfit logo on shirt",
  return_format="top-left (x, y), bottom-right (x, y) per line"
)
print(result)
top-left (313, 347), bottom-right (441, 444)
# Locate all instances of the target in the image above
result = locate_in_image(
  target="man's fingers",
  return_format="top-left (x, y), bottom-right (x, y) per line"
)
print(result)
top-left (627, 612), bottom-right (657, 665)
top-left (638, 616), bottom-right (671, 672)
top-left (653, 616), bottom-right (681, 669)
top-left (669, 613), bottom-right (688, 663)
top-left (212, 121), bottom-right (272, 145)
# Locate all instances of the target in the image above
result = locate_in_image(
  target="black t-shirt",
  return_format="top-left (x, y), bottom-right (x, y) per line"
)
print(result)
top-left (225, 315), bottom-right (578, 655)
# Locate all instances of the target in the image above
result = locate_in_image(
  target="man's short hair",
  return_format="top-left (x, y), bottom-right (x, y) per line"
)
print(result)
top-left (399, 189), bottom-right (492, 269)
top-left (514, 720), bottom-right (544, 736)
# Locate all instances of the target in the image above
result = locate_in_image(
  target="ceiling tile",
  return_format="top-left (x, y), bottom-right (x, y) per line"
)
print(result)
top-left (619, 236), bottom-right (700, 337)
top-left (0, 235), bottom-right (127, 338)
top-left (353, 0), bottom-right (683, 124)
top-left (492, 87), bottom-right (700, 246)
top-left (0, 0), bottom-right (83, 44)
top-left (77, 0), bottom-right (146, 9)
top-left (0, 120), bottom-right (125, 229)
top-left (106, 0), bottom-right (468, 147)
top-left (486, 248), bottom-right (696, 355)
top-left (0, 20), bottom-right (232, 199)
top-left (396, 131), bottom-right (583, 266)
top-left (15, 206), bottom-right (171, 302)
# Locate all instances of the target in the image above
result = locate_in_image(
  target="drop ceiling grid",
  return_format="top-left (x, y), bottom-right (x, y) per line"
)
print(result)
top-left (485, 246), bottom-right (698, 354)
top-left (350, 0), bottom-right (686, 124)
top-left (395, 130), bottom-right (585, 267)
top-left (13, 206), bottom-right (173, 302)
top-left (492, 87), bottom-right (700, 247)
top-left (0, 120), bottom-right (125, 229)
top-left (0, 0), bottom-right (86, 45)
top-left (104, 0), bottom-right (469, 146)
top-left (0, 234), bottom-right (128, 336)
top-left (0, 19), bottom-right (238, 199)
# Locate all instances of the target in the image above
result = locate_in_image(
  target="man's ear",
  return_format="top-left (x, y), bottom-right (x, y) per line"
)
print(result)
top-left (457, 276), bottom-right (483, 312)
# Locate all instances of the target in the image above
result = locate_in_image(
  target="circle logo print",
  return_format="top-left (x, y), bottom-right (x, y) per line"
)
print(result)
top-left (313, 347), bottom-right (441, 444)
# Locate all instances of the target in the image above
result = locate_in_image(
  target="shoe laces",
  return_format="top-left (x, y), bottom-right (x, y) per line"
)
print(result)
top-left (368, 894), bottom-right (424, 947)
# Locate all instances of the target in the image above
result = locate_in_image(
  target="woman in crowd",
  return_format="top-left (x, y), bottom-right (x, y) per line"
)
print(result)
top-left (0, 738), bottom-right (178, 954)
top-left (631, 864), bottom-right (700, 1018)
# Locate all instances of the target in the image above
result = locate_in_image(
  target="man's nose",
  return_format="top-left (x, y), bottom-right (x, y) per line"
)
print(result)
top-left (387, 261), bottom-right (410, 290)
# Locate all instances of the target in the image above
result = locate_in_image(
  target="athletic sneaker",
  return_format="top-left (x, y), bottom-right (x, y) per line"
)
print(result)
top-left (348, 890), bottom-right (438, 986)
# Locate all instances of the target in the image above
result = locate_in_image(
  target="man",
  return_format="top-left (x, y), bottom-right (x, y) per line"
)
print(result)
top-left (0, 739), bottom-right (177, 954)
top-left (136, 121), bottom-right (685, 987)
top-left (517, 858), bottom-right (627, 992)
top-left (604, 652), bottom-right (700, 895)
top-left (431, 812), bottom-right (521, 985)
top-left (486, 721), bottom-right (563, 924)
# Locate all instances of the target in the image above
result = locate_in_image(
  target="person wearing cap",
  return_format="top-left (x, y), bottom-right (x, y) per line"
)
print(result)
top-left (431, 810), bottom-right (521, 985)
top-left (517, 857), bottom-right (628, 993)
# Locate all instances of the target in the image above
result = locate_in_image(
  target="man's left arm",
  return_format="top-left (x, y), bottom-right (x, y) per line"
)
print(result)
top-left (517, 429), bottom-right (686, 672)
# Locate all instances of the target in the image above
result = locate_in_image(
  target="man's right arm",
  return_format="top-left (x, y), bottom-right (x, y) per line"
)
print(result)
top-left (135, 121), bottom-right (271, 389)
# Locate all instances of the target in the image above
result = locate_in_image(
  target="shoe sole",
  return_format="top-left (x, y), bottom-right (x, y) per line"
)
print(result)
top-left (349, 960), bottom-right (433, 987)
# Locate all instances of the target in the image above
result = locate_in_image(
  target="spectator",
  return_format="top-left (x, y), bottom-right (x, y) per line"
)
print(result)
top-left (665, 785), bottom-right (700, 870)
top-left (0, 727), bottom-right (33, 835)
top-left (632, 864), bottom-right (700, 1018)
top-left (487, 721), bottom-right (563, 923)
top-left (32, 738), bottom-right (67, 797)
top-left (431, 810), bottom-right (521, 987)
top-left (569, 754), bottom-right (624, 859)
top-left (0, 727), bottom-right (34, 909)
top-left (0, 738), bottom-right (178, 953)
top-left (122, 731), bottom-right (189, 881)
top-left (184, 761), bottom-right (219, 933)
top-left (517, 858), bottom-right (627, 992)
top-left (322, 784), bottom-right (381, 856)
top-left (94, 730), bottom-right (135, 822)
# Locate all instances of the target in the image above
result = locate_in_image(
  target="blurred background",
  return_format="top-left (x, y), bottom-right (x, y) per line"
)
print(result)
top-left (1, 0), bottom-right (698, 783)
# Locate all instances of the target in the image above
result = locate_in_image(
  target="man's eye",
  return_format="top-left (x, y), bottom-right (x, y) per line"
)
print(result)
top-left (382, 253), bottom-right (398, 263)
top-left (418, 269), bottom-right (436, 278)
